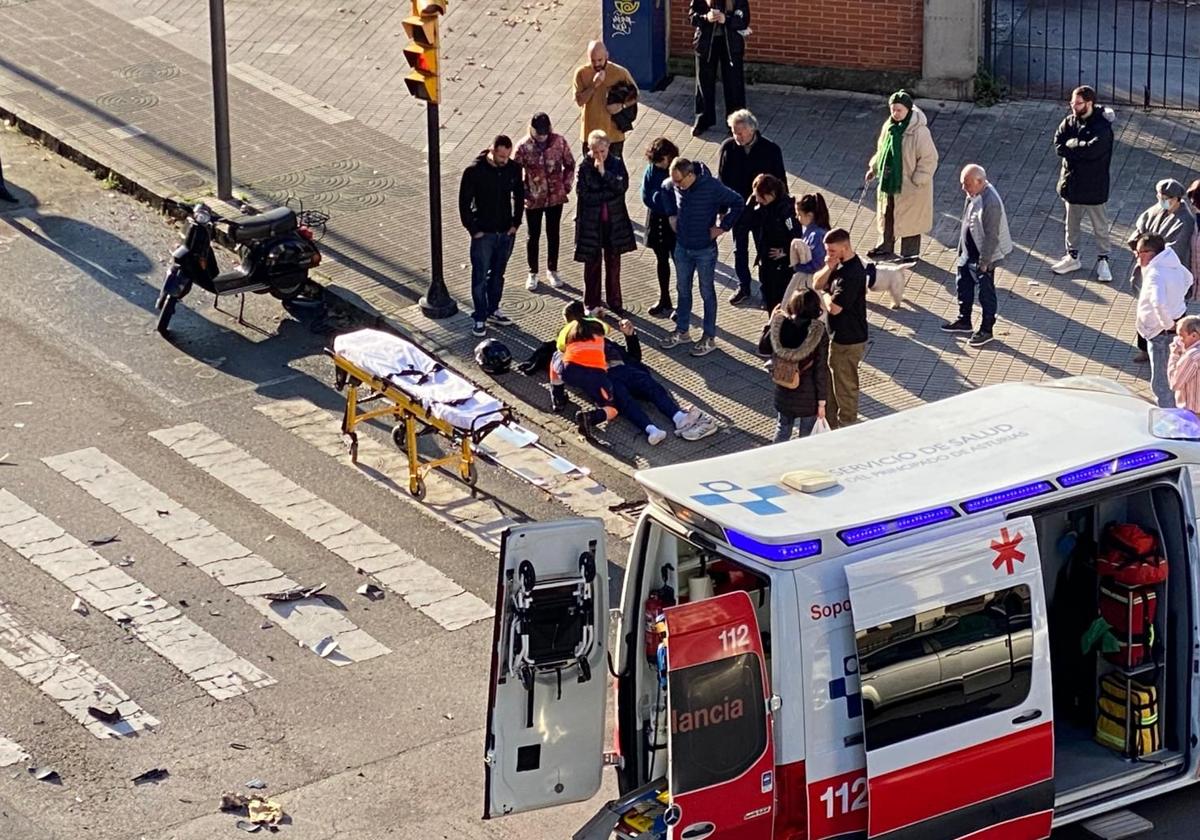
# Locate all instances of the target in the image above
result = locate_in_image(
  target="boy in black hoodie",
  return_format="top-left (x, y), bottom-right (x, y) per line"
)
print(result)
top-left (459, 135), bottom-right (525, 337)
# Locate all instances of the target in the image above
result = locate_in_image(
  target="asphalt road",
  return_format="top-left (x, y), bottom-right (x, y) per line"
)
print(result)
top-left (0, 126), bottom-right (1196, 840)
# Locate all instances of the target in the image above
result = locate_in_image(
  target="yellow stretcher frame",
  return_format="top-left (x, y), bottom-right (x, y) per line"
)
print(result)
top-left (328, 349), bottom-right (512, 500)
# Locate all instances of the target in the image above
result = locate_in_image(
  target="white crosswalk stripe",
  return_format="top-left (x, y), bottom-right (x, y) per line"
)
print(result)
top-left (256, 399), bottom-right (513, 553)
top-left (0, 734), bottom-right (29, 768)
top-left (149, 422), bottom-right (494, 631)
top-left (43, 448), bottom-right (391, 666)
top-left (0, 600), bottom-right (159, 738)
top-left (0, 490), bottom-right (276, 700)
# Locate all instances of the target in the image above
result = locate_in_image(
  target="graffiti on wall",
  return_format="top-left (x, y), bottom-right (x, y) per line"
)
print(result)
top-left (611, 0), bottom-right (638, 36)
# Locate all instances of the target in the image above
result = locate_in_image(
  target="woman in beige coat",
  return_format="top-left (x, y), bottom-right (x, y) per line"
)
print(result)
top-left (866, 90), bottom-right (939, 261)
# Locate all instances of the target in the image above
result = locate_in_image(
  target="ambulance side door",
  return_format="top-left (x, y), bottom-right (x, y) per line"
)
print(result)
top-left (844, 515), bottom-right (1054, 840)
top-left (663, 591), bottom-right (775, 840)
top-left (483, 519), bottom-right (609, 819)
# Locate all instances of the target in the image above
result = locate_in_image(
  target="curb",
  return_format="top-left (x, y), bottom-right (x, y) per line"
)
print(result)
top-left (0, 105), bottom-right (650, 501)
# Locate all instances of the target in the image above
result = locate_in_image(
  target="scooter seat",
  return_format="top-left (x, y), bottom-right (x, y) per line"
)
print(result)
top-left (227, 207), bottom-right (297, 244)
top-left (212, 265), bottom-right (264, 294)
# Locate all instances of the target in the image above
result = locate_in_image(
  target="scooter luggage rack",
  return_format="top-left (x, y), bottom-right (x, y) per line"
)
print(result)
top-left (326, 349), bottom-right (511, 501)
top-left (505, 551), bottom-right (599, 726)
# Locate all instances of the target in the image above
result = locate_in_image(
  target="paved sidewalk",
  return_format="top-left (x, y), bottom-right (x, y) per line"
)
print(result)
top-left (2, 0), bottom-right (1200, 474)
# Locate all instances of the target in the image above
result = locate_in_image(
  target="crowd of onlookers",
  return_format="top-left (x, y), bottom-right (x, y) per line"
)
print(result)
top-left (456, 28), bottom-right (1200, 446)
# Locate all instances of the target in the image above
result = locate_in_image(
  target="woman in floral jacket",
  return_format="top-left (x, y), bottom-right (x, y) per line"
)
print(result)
top-left (515, 112), bottom-right (575, 291)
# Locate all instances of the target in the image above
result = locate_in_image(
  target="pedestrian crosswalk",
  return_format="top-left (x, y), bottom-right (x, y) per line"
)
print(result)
top-left (0, 404), bottom-right (505, 766)
top-left (43, 448), bottom-right (391, 665)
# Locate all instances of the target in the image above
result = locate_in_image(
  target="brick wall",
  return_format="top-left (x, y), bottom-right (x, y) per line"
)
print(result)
top-left (669, 0), bottom-right (924, 74)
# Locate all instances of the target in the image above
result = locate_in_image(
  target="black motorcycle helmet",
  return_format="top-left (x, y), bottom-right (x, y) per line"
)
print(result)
top-left (475, 339), bottom-right (512, 374)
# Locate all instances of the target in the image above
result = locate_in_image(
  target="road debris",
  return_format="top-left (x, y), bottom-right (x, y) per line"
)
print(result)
top-left (71, 597), bottom-right (89, 616)
top-left (248, 796), bottom-right (284, 825)
top-left (0, 452), bottom-right (13, 466)
top-left (235, 821), bottom-right (261, 833)
top-left (221, 791), bottom-right (250, 811)
top-left (308, 636), bottom-right (339, 658)
top-left (356, 583), bottom-right (384, 601)
top-left (28, 766), bottom-right (61, 784)
top-left (264, 582), bottom-right (326, 602)
top-left (132, 767), bottom-right (169, 785)
top-left (88, 534), bottom-right (119, 546)
top-left (116, 554), bottom-right (135, 567)
top-left (229, 742), bottom-right (250, 751)
top-left (86, 706), bottom-right (122, 724)
top-left (245, 778), bottom-right (267, 790)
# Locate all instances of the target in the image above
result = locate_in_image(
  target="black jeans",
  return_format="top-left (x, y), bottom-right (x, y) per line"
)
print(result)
top-left (694, 38), bottom-right (745, 126)
top-left (652, 242), bottom-right (673, 307)
top-left (526, 204), bottom-right (564, 273)
top-left (881, 194), bottom-right (921, 257)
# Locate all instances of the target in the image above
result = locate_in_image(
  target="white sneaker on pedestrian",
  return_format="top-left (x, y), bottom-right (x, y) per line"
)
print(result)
top-left (472, 321), bottom-right (487, 338)
top-left (1096, 258), bottom-right (1113, 282)
top-left (488, 309), bottom-right (514, 326)
top-left (1051, 254), bottom-right (1082, 274)
top-left (546, 270), bottom-right (563, 289)
top-left (647, 427), bottom-right (667, 446)
top-left (585, 305), bottom-right (606, 318)
top-left (660, 330), bottom-right (693, 349)
top-left (689, 336), bottom-right (717, 357)
top-left (673, 407), bottom-right (702, 431)
top-left (525, 272), bottom-right (538, 291)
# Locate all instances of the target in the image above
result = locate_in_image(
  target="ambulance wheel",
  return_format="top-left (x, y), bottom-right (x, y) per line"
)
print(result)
top-left (391, 425), bottom-right (406, 452)
top-left (409, 477), bottom-right (426, 500)
top-left (579, 551), bottom-right (596, 584)
top-left (519, 560), bottom-right (536, 594)
top-left (462, 462), bottom-right (478, 487)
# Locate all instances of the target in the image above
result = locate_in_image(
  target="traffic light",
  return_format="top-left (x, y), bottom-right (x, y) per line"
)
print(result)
top-left (403, 0), bottom-right (445, 104)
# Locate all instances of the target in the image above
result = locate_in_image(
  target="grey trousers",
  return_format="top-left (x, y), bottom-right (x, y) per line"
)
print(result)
top-left (1065, 201), bottom-right (1111, 257)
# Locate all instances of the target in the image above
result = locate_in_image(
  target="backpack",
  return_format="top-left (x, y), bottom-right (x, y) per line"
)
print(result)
top-left (1097, 523), bottom-right (1168, 585)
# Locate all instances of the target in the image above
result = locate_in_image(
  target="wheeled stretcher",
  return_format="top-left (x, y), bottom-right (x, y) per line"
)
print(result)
top-left (329, 328), bottom-right (511, 499)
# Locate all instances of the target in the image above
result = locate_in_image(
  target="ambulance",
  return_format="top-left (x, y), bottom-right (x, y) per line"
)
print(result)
top-left (483, 377), bottom-right (1200, 840)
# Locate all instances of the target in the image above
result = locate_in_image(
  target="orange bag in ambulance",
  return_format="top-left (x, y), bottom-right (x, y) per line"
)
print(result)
top-left (483, 378), bottom-right (1200, 839)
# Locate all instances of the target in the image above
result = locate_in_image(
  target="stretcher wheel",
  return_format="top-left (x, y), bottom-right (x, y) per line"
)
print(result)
top-left (391, 425), bottom-right (406, 452)
top-left (409, 477), bottom-right (426, 500)
top-left (462, 462), bottom-right (478, 487)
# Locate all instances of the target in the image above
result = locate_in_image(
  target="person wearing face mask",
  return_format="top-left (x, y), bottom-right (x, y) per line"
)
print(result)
top-left (515, 113), bottom-right (575, 292)
top-left (1128, 178), bottom-right (1195, 361)
top-left (866, 90), bottom-right (938, 262)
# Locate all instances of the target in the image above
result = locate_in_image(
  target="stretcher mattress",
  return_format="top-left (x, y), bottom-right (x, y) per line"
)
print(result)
top-left (333, 328), bottom-right (507, 432)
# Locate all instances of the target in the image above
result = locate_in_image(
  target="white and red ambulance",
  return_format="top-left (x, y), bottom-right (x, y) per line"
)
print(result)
top-left (484, 377), bottom-right (1200, 839)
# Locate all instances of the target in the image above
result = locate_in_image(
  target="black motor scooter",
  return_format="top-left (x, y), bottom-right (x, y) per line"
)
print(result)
top-left (154, 203), bottom-right (327, 336)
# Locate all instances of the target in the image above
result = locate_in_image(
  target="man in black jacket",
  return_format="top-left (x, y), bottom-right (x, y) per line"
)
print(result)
top-left (691, 0), bottom-right (749, 136)
top-left (1051, 85), bottom-right (1115, 282)
top-left (459, 135), bottom-right (525, 337)
top-left (718, 109), bottom-right (785, 305)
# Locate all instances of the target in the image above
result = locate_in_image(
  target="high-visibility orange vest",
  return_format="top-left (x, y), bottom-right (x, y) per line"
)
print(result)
top-left (561, 335), bottom-right (607, 370)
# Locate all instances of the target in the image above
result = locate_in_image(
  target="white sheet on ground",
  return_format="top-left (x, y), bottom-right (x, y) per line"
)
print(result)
top-left (333, 329), bottom-right (507, 432)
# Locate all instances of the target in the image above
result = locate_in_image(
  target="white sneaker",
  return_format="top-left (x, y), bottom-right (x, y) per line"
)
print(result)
top-left (1096, 259), bottom-right (1113, 282)
top-left (585, 305), bottom-right (606, 318)
top-left (660, 330), bottom-right (693, 349)
top-left (1051, 254), bottom-right (1082, 274)
top-left (647, 427), bottom-right (667, 446)
top-left (678, 416), bottom-right (719, 441)
top-left (689, 336), bottom-right (717, 357)
top-left (525, 272), bottom-right (538, 291)
top-left (546, 270), bottom-right (563, 289)
top-left (674, 407), bottom-right (702, 430)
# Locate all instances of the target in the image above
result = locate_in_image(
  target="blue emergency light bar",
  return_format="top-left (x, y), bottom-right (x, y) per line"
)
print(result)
top-left (724, 529), bottom-right (822, 562)
top-left (838, 505), bottom-right (959, 546)
top-left (961, 480), bottom-right (1056, 514)
top-left (1056, 449), bottom-right (1175, 488)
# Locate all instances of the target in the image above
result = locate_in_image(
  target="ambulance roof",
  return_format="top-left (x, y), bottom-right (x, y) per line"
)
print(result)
top-left (636, 378), bottom-right (1187, 545)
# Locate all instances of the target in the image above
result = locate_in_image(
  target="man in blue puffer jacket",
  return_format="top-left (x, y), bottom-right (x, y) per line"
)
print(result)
top-left (654, 158), bottom-right (743, 357)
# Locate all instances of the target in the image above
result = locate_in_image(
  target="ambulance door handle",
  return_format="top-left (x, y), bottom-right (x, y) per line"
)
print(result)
top-left (1011, 709), bottom-right (1042, 725)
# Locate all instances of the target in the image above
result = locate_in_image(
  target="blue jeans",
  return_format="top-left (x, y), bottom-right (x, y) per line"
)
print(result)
top-left (956, 262), bottom-right (997, 330)
top-left (1149, 332), bottom-right (1177, 408)
top-left (674, 243), bottom-right (719, 338)
top-left (773, 413), bottom-right (817, 443)
top-left (469, 232), bottom-right (514, 322)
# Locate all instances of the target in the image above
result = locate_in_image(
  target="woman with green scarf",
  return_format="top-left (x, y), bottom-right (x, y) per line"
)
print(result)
top-left (866, 90), bottom-right (939, 261)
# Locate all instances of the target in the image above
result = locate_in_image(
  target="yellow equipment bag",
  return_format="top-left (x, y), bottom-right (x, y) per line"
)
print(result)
top-left (1096, 674), bottom-right (1160, 757)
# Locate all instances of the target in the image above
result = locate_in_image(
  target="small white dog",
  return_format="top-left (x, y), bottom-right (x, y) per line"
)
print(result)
top-left (867, 261), bottom-right (907, 309)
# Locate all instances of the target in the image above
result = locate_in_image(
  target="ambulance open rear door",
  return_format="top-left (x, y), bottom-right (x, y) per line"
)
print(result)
top-left (843, 515), bottom-right (1055, 840)
top-left (662, 590), bottom-right (775, 840)
top-left (483, 519), bottom-right (609, 818)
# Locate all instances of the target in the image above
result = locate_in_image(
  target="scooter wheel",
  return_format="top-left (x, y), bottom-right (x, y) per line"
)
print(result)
top-left (155, 297), bottom-right (176, 336)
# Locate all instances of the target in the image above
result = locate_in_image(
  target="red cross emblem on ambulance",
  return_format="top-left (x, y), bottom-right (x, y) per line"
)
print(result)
top-left (990, 527), bottom-right (1026, 575)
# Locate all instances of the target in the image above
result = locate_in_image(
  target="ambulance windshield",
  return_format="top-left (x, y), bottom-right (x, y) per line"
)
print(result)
top-left (668, 652), bottom-right (766, 794)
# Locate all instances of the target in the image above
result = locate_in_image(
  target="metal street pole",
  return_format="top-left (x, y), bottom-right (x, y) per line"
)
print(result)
top-left (418, 97), bottom-right (458, 317)
top-left (208, 0), bottom-right (233, 200)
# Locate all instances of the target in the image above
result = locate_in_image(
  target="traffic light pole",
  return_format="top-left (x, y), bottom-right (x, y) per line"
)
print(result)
top-left (208, 0), bottom-right (233, 200)
top-left (419, 100), bottom-right (457, 318)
